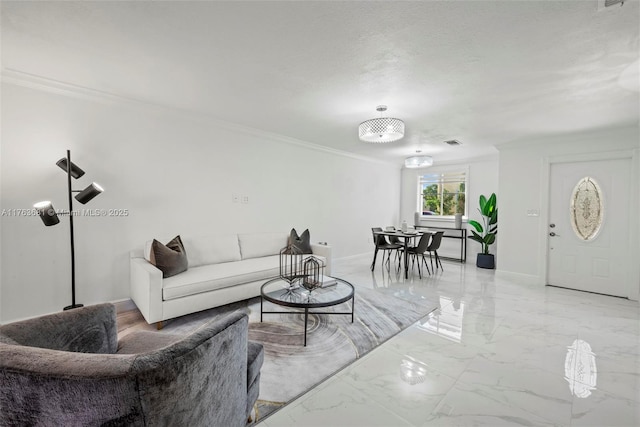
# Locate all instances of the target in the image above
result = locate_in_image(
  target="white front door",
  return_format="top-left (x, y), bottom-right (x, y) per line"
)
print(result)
top-left (547, 159), bottom-right (631, 297)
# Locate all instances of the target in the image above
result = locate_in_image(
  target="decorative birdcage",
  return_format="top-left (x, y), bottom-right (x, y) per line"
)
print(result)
top-left (279, 245), bottom-right (304, 284)
top-left (301, 256), bottom-right (325, 292)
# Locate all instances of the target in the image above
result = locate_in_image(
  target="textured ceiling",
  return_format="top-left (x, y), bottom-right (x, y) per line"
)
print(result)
top-left (2, 1), bottom-right (639, 165)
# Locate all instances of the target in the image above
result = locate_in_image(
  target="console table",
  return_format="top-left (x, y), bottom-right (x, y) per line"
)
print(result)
top-left (415, 225), bottom-right (467, 263)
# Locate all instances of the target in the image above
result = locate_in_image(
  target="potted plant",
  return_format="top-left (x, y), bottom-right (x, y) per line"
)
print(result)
top-left (468, 193), bottom-right (498, 269)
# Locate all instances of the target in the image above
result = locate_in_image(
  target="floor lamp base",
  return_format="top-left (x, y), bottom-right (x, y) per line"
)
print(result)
top-left (63, 303), bottom-right (84, 311)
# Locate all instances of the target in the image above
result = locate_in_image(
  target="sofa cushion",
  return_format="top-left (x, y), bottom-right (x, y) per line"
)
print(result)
top-left (163, 255), bottom-right (279, 300)
top-left (238, 232), bottom-right (287, 260)
top-left (150, 236), bottom-right (188, 278)
top-left (288, 228), bottom-right (312, 254)
top-left (247, 341), bottom-right (264, 388)
top-left (162, 254), bottom-right (325, 300)
top-left (144, 237), bottom-right (178, 262)
top-left (247, 341), bottom-right (263, 417)
top-left (182, 234), bottom-right (241, 268)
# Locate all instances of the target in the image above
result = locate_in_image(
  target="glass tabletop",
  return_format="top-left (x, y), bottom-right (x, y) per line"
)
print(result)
top-left (261, 277), bottom-right (354, 309)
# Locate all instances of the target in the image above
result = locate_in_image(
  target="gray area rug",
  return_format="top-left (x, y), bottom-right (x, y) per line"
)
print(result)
top-left (117, 286), bottom-right (437, 422)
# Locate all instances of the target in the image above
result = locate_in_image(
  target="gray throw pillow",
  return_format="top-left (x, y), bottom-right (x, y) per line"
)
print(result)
top-left (288, 228), bottom-right (312, 254)
top-left (150, 235), bottom-right (188, 278)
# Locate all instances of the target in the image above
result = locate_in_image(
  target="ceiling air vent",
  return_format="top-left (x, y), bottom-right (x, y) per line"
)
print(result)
top-left (598, 0), bottom-right (624, 10)
top-left (444, 139), bottom-right (462, 146)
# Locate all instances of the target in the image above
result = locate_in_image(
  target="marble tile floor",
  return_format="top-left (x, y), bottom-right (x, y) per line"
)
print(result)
top-left (258, 254), bottom-right (640, 427)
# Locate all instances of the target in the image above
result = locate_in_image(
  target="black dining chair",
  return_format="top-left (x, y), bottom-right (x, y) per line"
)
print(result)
top-left (371, 227), bottom-right (402, 271)
top-left (405, 232), bottom-right (432, 278)
top-left (426, 231), bottom-right (445, 271)
top-left (387, 227), bottom-right (404, 263)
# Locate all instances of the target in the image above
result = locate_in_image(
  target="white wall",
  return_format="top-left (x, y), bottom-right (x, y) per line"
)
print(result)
top-left (400, 156), bottom-right (499, 261)
top-left (0, 82), bottom-right (401, 322)
top-left (496, 125), bottom-right (640, 298)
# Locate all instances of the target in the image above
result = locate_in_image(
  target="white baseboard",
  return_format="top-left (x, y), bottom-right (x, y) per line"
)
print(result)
top-left (1, 297), bottom-right (137, 324)
top-left (495, 269), bottom-right (541, 286)
top-left (334, 253), bottom-right (371, 263)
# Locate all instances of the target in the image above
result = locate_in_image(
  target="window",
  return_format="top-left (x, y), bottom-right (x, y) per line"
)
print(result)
top-left (570, 176), bottom-right (604, 241)
top-left (418, 171), bottom-right (467, 216)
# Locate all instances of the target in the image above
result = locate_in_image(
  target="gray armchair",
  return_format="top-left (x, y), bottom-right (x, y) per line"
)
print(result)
top-left (0, 303), bottom-right (263, 426)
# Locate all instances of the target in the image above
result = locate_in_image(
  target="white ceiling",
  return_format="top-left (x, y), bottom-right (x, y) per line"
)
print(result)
top-left (2, 1), bottom-right (639, 165)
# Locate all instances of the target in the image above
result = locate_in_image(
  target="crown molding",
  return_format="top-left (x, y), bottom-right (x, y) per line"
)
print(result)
top-left (1, 67), bottom-right (397, 167)
top-left (429, 152), bottom-right (499, 167)
top-left (494, 124), bottom-right (640, 152)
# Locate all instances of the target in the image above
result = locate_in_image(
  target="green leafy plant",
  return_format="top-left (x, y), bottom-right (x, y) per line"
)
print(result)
top-left (468, 193), bottom-right (498, 255)
top-left (456, 182), bottom-right (466, 215)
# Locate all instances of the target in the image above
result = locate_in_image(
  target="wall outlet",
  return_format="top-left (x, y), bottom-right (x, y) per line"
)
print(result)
top-left (242, 195), bottom-right (249, 204)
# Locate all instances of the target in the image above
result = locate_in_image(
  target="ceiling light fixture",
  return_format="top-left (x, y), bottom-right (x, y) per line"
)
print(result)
top-left (358, 105), bottom-right (405, 143)
top-left (405, 153), bottom-right (433, 168)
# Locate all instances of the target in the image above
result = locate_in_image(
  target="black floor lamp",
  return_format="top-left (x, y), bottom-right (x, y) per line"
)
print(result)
top-left (34, 150), bottom-right (103, 311)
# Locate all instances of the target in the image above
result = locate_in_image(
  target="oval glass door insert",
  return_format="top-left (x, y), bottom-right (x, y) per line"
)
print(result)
top-left (570, 177), bottom-right (604, 241)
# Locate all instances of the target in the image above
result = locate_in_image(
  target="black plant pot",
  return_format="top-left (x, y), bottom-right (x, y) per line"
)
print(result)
top-left (476, 253), bottom-right (495, 269)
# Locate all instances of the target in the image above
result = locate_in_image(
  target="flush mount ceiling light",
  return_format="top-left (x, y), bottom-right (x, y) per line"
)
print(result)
top-left (405, 153), bottom-right (433, 168)
top-left (358, 105), bottom-right (405, 143)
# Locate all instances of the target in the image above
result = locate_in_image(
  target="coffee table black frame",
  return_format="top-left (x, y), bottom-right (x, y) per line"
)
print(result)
top-left (260, 276), bottom-right (355, 346)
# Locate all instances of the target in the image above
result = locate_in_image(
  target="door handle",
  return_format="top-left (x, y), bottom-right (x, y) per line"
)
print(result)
top-left (549, 232), bottom-right (558, 237)
top-left (549, 224), bottom-right (555, 228)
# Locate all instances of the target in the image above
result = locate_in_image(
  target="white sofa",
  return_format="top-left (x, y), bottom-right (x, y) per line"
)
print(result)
top-left (130, 232), bottom-right (332, 326)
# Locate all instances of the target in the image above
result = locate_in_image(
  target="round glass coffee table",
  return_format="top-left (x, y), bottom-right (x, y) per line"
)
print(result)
top-left (260, 276), bottom-right (355, 346)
